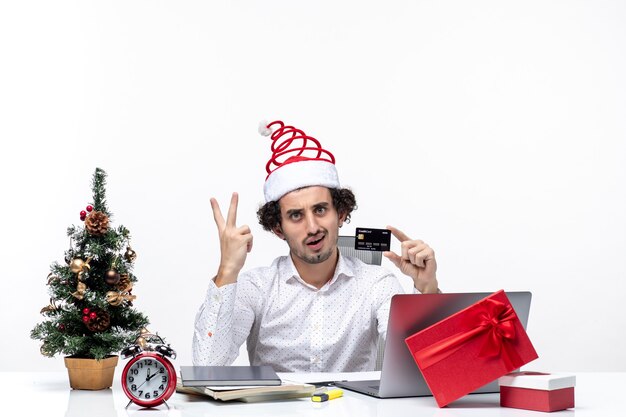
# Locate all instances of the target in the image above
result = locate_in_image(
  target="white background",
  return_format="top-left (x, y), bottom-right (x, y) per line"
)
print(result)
top-left (1, 1), bottom-right (624, 372)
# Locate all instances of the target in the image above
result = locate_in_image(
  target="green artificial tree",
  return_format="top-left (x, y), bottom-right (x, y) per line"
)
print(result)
top-left (31, 168), bottom-right (149, 360)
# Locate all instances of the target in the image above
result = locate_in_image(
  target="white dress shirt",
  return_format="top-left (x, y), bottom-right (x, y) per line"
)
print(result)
top-left (192, 253), bottom-right (413, 372)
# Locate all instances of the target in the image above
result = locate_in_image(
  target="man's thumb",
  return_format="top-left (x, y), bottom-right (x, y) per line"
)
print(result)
top-left (383, 251), bottom-right (402, 268)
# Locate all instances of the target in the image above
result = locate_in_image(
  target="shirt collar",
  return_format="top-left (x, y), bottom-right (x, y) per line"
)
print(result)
top-left (280, 251), bottom-right (356, 289)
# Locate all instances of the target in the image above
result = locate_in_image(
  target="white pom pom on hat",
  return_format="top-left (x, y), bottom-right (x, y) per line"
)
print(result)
top-left (258, 120), bottom-right (272, 137)
top-left (259, 120), bottom-right (339, 202)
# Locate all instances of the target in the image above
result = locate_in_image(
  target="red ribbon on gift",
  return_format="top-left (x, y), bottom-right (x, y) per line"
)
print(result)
top-left (413, 298), bottom-right (524, 370)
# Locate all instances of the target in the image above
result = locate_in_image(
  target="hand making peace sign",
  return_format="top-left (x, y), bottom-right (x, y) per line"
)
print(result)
top-left (211, 192), bottom-right (253, 287)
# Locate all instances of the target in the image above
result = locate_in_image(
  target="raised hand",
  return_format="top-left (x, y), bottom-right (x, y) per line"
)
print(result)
top-left (211, 192), bottom-right (253, 287)
top-left (383, 225), bottom-right (439, 294)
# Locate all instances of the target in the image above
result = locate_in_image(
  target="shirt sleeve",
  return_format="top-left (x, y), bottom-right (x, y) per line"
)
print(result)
top-left (191, 276), bottom-right (258, 366)
top-left (373, 273), bottom-right (406, 343)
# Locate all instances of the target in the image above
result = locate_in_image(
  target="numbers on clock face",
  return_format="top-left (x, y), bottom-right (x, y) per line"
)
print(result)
top-left (126, 357), bottom-right (169, 400)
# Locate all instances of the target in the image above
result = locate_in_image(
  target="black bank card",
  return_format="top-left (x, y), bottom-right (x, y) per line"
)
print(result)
top-left (355, 228), bottom-right (391, 252)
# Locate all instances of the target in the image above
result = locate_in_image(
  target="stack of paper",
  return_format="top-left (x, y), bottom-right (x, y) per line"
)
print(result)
top-left (176, 379), bottom-right (315, 402)
top-left (176, 366), bottom-right (315, 402)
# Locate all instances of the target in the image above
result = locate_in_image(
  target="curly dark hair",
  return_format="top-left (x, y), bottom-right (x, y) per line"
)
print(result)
top-left (257, 187), bottom-right (357, 232)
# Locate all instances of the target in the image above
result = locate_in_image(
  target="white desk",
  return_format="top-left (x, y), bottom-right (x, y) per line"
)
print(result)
top-left (3, 371), bottom-right (623, 416)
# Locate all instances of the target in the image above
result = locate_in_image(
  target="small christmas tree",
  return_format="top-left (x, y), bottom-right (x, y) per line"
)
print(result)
top-left (31, 168), bottom-right (149, 360)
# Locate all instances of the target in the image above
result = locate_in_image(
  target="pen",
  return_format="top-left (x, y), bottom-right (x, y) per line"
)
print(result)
top-left (312, 388), bottom-right (343, 402)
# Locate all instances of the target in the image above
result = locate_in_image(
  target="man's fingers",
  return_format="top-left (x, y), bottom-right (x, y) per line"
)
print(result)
top-left (210, 198), bottom-right (225, 229)
top-left (408, 244), bottom-right (435, 267)
top-left (236, 225), bottom-right (251, 236)
top-left (387, 225), bottom-right (412, 243)
top-left (400, 241), bottom-right (410, 261)
top-left (247, 235), bottom-right (254, 253)
top-left (408, 246), bottom-right (425, 267)
top-left (226, 192), bottom-right (239, 227)
top-left (401, 239), bottom-right (424, 257)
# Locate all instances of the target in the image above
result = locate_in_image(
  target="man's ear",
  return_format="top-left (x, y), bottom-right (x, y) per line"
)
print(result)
top-left (338, 211), bottom-right (348, 228)
top-left (273, 225), bottom-right (285, 240)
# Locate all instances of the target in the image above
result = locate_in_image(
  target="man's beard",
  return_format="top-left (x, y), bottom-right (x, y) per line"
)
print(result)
top-left (286, 231), bottom-right (337, 264)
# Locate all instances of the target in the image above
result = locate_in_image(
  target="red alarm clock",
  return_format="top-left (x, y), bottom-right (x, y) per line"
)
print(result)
top-left (121, 332), bottom-right (177, 408)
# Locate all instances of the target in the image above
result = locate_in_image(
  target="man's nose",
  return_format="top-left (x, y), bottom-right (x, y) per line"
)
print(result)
top-left (305, 213), bottom-right (320, 235)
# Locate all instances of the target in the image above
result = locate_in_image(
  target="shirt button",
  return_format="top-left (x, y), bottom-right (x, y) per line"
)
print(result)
top-left (311, 356), bottom-right (319, 363)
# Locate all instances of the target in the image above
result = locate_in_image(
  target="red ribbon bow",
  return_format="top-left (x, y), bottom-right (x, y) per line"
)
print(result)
top-left (413, 298), bottom-right (523, 370)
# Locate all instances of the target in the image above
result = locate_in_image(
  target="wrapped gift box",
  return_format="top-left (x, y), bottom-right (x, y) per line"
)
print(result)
top-left (499, 371), bottom-right (575, 412)
top-left (405, 290), bottom-right (538, 407)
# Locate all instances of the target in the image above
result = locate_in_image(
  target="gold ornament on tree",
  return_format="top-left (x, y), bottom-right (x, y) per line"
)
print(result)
top-left (106, 271), bottom-right (136, 306)
top-left (69, 257), bottom-right (91, 274)
top-left (105, 290), bottom-right (136, 306)
top-left (135, 328), bottom-right (154, 350)
top-left (105, 255), bottom-right (121, 285)
top-left (40, 298), bottom-right (61, 315)
top-left (40, 342), bottom-right (54, 358)
top-left (46, 273), bottom-right (60, 285)
top-left (135, 337), bottom-right (147, 349)
top-left (71, 282), bottom-right (87, 300)
top-left (70, 257), bottom-right (92, 300)
top-left (105, 269), bottom-right (120, 285)
top-left (136, 329), bottom-right (150, 350)
top-left (84, 211), bottom-right (109, 236)
top-left (124, 246), bottom-right (137, 262)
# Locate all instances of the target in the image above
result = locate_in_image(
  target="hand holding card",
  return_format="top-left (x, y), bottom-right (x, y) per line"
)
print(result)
top-left (383, 225), bottom-right (439, 294)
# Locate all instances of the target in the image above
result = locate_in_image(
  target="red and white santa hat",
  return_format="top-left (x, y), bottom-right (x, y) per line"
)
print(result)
top-left (259, 120), bottom-right (339, 202)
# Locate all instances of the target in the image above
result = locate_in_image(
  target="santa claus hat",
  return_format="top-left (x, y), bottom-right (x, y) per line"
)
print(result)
top-left (259, 120), bottom-right (339, 202)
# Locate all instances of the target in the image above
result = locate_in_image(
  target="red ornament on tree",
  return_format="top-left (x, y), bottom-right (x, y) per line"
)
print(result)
top-left (89, 312), bottom-right (97, 320)
top-left (82, 308), bottom-right (90, 315)
top-left (82, 315), bottom-right (90, 323)
top-left (86, 205), bottom-right (93, 212)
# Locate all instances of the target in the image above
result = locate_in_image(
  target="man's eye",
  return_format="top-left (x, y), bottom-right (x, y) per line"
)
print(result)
top-left (289, 213), bottom-right (301, 220)
top-left (315, 207), bottom-right (326, 214)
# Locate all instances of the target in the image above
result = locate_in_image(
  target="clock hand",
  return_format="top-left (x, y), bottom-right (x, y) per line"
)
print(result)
top-left (135, 368), bottom-right (153, 389)
top-left (136, 378), bottom-right (149, 390)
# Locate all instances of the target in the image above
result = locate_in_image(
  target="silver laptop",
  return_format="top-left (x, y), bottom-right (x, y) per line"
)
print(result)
top-left (335, 291), bottom-right (533, 398)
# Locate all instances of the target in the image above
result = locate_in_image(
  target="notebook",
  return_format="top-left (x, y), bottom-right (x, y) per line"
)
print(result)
top-left (176, 378), bottom-right (314, 402)
top-left (180, 365), bottom-right (282, 387)
top-left (335, 291), bottom-right (533, 398)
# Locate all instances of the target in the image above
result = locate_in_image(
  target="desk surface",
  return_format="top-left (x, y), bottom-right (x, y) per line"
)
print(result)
top-left (3, 371), bottom-right (623, 416)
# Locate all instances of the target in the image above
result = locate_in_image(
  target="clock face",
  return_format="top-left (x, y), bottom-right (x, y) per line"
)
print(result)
top-left (121, 352), bottom-right (176, 407)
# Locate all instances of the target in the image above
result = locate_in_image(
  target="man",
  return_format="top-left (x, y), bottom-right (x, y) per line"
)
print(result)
top-left (192, 120), bottom-right (439, 372)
